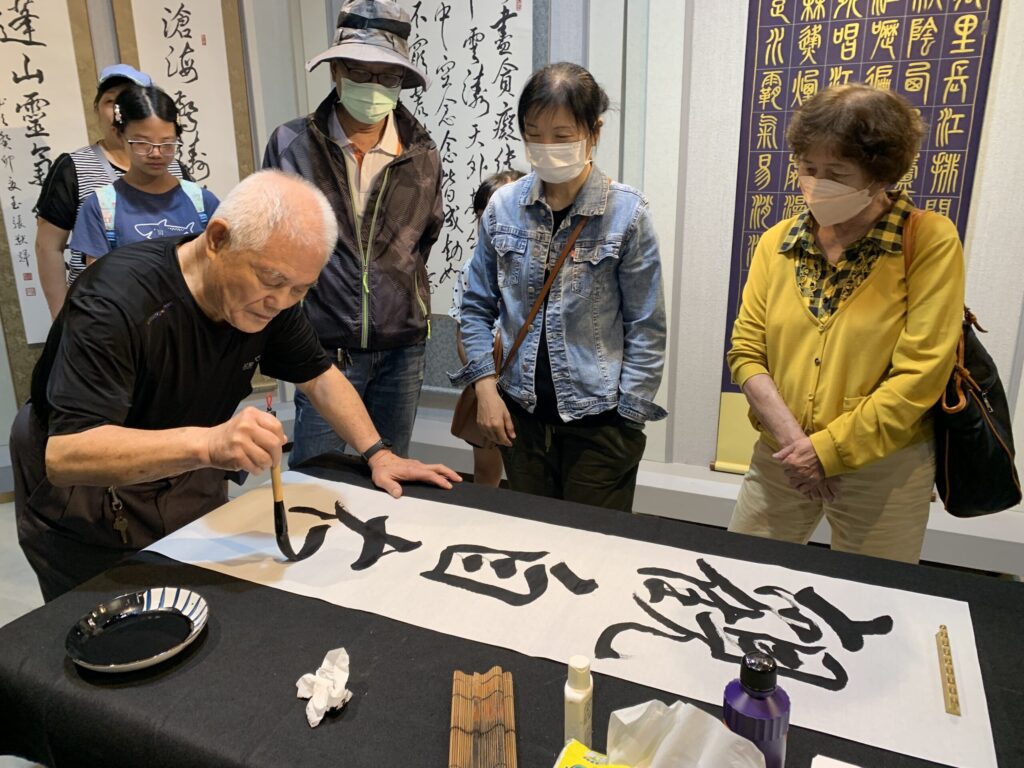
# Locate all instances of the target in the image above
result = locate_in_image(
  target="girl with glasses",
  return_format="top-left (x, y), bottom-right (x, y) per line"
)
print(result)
top-left (33, 65), bottom-right (194, 318)
top-left (70, 84), bottom-right (218, 267)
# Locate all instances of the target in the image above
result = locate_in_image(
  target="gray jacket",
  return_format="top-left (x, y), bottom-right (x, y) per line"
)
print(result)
top-left (263, 93), bottom-right (443, 350)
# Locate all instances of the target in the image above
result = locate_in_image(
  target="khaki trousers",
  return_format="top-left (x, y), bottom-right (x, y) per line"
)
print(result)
top-left (728, 439), bottom-right (935, 563)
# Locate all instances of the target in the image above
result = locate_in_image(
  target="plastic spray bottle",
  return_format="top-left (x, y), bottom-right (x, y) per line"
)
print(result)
top-left (564, 655), bottom-right (594, 747)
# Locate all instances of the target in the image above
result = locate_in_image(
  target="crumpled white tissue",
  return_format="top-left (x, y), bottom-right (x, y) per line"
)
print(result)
top-left (295, 647), bottom-right (353, 727)
top-left (607, 700), bottom-right (766, 768)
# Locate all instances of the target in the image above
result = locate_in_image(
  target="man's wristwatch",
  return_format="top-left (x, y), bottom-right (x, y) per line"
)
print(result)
top-left (360, 438), bottom-right (392, 463)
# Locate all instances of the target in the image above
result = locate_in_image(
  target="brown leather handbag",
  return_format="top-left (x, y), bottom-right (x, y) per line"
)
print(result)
top-left (451, 216), bottom-right (589, 448)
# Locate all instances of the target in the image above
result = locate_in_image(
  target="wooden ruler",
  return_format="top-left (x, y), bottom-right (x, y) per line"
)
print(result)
top-left (935, 624), bottom-right (961, 716)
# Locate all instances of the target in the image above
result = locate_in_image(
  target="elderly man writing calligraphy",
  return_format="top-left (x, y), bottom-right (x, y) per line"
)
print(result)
top-left (10, 170), bottom-right (460, 602)
top-left (263, 0), bottom-right (442, 466)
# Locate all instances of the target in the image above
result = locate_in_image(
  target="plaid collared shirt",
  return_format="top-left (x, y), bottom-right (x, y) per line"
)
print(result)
top-left (779, 191), bottom-right (914, 323)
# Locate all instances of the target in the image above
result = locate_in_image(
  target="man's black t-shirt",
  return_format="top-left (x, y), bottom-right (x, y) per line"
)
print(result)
top-left (32, 235), bottom-right (332, 435)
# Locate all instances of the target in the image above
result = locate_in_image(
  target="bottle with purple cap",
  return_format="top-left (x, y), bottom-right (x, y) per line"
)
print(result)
top-left (723, 651), bottom-right (790, 768)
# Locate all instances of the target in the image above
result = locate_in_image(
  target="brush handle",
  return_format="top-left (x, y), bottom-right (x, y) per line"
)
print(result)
top-left (271, 464), bottom-right (283, 503)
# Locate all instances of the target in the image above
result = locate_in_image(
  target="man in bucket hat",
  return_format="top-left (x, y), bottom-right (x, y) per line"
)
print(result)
top-left (264, 0), bottom-right (441, 466)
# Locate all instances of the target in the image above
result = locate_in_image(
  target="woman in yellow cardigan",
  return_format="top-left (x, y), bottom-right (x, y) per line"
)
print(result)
top-left (727, 84), bottom-right (964, 563)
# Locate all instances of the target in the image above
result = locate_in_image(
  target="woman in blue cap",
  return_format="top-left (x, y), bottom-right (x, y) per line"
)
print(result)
top-left (33, 64), bottom-right (192, 318)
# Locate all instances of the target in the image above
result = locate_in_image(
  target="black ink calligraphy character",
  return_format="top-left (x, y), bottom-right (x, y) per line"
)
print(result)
top-left (422, 546), bottom-right (599, 605)
top-left (753, 585), bottom-right (822, 643)
top-left (162, 2), bottom-right (193, 39)
top-left (596, 559), bottom-right (893, 692)
top-left (640, 560), bottom-right (769, 624)
top-left (550, 562), bottom-right (599, 595)
top-left (409, 1), bottom-right (426, 28)
top-left (422, 545), bottom-right (549, 606)
top-left (173, 91), bottom-right (200, 133)
top-left (490, 4), bottom-right (518, 56)
top-left (166, 41), bottom-right (199, 83)
top-left (462, 27), bottom-right (485, 62)
top-left (11, 52), bottom-right (41, 84)
top-left (331, 500), bottom-right (421, 570)
top-left (434, 3), bottom-right (451, 51)
top-left (491, 59), bottom-right (519, 96)
top-left (793, 586), bottom-right (894, 651)
top-left (492, 104), bottom-right (516, 143)
top-left (0, 0), bottom-right (43, 47)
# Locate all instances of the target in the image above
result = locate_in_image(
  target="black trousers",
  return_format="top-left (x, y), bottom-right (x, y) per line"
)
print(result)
top-left (500, 409), bottom-right (646, 512)
top-left (10, 403), bottom-right (227, 602)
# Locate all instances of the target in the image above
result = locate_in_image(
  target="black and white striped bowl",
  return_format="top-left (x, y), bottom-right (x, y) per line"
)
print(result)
top-left (65, 587), bottom-right (209, 673)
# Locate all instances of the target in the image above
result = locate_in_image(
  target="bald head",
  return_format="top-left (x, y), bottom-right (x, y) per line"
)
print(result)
top-left (212, 169), bottom-right (338, 266)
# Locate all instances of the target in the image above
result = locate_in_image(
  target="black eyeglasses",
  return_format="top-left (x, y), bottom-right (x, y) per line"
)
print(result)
top-left (341, 66), bottom-right (404, 89)
top-left (127, 139), bottom-right (181, 157)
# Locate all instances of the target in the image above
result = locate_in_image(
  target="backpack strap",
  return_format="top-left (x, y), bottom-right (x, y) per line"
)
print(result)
top-left (95, 183), bottom-right (118, 251)
top-left (179, 180), bottom-right (208, 227)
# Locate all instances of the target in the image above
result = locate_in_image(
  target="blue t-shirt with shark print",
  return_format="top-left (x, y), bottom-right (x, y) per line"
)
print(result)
top-left (70, 177), bottom-right (219, 259)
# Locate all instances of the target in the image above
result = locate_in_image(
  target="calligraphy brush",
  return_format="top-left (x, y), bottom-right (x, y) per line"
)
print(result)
top-left (268, 393), bottom-right (329, 561)
top-left (268, 393), bottom-right (291, 556)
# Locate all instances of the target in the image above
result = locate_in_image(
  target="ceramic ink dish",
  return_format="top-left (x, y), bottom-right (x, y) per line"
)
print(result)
top-left (65, 587), bottom-right (209, 672)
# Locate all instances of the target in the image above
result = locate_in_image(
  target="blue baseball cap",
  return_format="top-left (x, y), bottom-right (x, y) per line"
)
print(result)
top-left (97, 63), bottom-right (152, 90)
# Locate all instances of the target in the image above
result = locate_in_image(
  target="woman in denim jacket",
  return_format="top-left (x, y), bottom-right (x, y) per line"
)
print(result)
top-left (451, 62), bottom-right (667, 511)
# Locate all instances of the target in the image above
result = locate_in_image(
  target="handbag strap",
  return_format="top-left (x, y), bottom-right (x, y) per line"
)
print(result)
top-left (498, 215), bottom-right (589, 374)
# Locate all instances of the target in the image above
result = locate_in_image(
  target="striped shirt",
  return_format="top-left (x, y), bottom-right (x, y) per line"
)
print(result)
top-left (34, 144), bottom-right (187, 285)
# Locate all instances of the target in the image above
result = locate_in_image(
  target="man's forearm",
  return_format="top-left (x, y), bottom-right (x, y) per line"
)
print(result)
top-left (46, 424), bottom-right (210, 487)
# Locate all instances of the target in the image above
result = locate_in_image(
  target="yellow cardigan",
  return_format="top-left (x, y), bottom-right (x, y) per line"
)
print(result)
top-left (728, 211), bottom-right (964, 476)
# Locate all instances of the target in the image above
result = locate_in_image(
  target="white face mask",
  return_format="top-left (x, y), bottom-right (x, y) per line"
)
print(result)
top-left (524, 139), bottom-right (591, 184)
top-left (798, 176), bottom-right (875, 226)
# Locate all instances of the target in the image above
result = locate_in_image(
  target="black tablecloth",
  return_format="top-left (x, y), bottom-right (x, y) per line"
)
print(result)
top-left (0, 457), bottom-right (1020, 767)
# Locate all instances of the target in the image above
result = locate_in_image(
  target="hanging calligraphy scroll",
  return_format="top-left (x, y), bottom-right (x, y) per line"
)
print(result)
top-left (713, 0), bottom-right (1002, 473)
top-left (150, 475), bottom-right (997, 767)
top-left (112, 0), bottom-right (254, 199)
top-left (0, 0), bottom-right (91, 345)
top-left (401, 0), bottom-right (532, 314)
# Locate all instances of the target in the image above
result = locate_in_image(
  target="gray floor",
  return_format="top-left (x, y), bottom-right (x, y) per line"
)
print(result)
top-left (0, 501), bottom-right (51, 768)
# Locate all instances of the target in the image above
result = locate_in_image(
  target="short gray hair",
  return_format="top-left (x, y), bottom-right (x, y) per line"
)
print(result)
top-left (213, 170), bottom-right (338, 263)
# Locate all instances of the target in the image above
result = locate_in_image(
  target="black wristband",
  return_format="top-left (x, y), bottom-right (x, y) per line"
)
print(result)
top-left (360, 438), bottom-right (392, 463)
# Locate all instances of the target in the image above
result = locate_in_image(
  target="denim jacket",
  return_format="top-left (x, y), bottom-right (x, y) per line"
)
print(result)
top-left (451, 166), bottom-right (668, 423)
